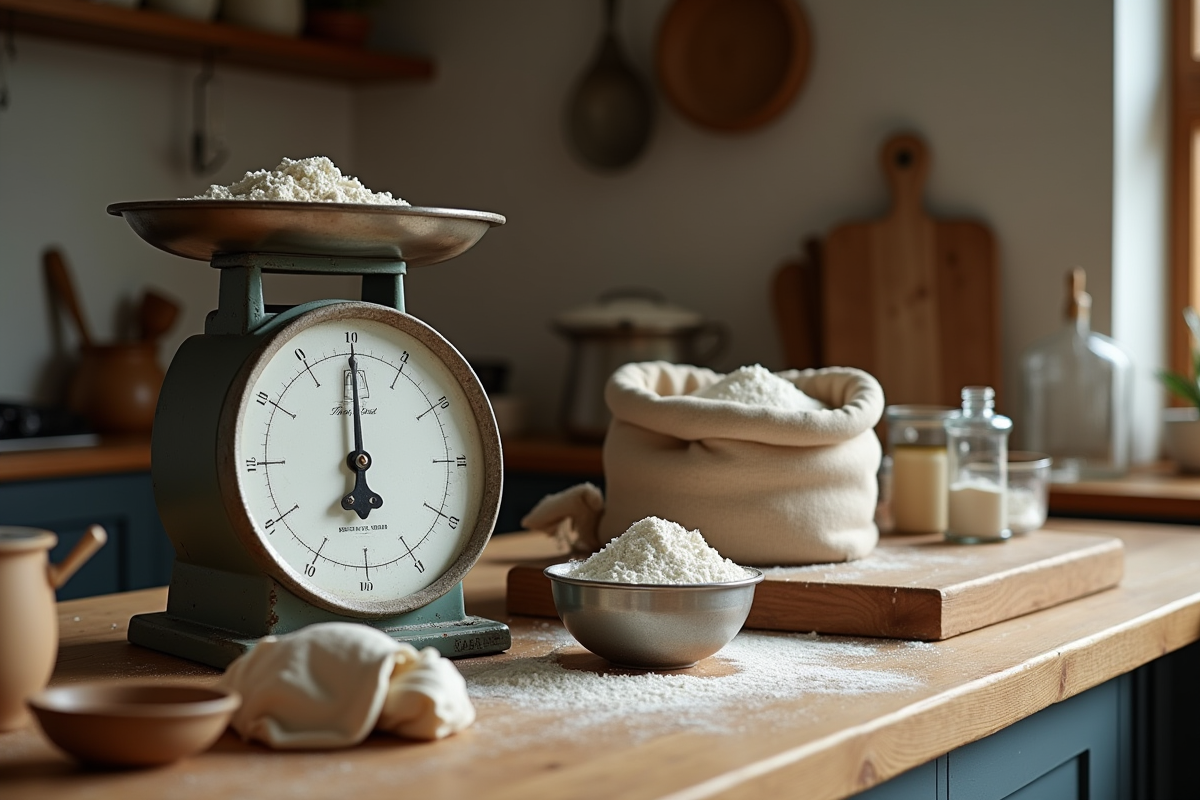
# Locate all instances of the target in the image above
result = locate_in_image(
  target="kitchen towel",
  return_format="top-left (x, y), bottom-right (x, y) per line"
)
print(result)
top-left (218, 622), bottom-right (475, 749)
top-left (523, 362), bottom-right (884, 565)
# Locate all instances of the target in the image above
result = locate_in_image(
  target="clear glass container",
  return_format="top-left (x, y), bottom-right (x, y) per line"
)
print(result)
top-left (884, 405), bottom-right (957, 535)
top-left (945, 386), bottom-right (1012, 543)
top-left (1019, 269), bottom-right (1133, 481)
top-left (1007, 451), bottom-right (1053, 534)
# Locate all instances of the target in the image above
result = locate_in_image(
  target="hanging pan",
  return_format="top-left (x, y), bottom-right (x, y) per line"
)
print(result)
top-left (656, 0), bottom-right (811, 132)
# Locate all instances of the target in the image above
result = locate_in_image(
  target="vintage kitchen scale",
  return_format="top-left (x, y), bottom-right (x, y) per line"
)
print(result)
top-left (106, 199), bottom-right (511, 669)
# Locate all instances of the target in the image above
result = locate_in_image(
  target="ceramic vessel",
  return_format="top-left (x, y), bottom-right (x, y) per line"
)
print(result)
top-left (1164, 407), bottom-right (1200, 473)
top-left (221, 0), bottom-right (304, 37)
top-left (305, 9), bottom-right (371, 47)
top-left (28, 683), bottom-right (240, 767)
top-left (0, 526), bottom-right (106, 731)
top-left (144, 0), bottom-right (218, 20)
top-left (67, 342), bottom-right (164, 435)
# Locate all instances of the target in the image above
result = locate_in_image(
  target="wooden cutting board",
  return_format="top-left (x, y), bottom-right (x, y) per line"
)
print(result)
top-left (505, 528), bottom-right (1124, 641)
top-left (821, 133), bottom-right (1002, 408)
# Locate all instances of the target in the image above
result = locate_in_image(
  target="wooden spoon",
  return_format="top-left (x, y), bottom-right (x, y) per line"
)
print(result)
top-left (138, 289), bottom-right (180, 343)
top-left (43, 249), bottom-right (93, 348)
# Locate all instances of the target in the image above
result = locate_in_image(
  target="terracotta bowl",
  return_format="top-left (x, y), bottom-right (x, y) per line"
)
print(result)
top-left (27, 683), bottom-right (240, 767)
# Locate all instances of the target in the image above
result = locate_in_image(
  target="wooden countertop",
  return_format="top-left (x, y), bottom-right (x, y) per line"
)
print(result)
top-left (1048, 462), bottom-right (1200, 522)
top-left (0, 436), bottom-right (152, 483)
top-left (5, 520), bottom-right (1200, 799)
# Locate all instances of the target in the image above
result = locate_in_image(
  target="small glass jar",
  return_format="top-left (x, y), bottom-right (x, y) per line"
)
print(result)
top-left (1007, 452), bottom-right (1053, 534)
top-left (884, 405), bottom-right (957, 535)
top-left (945, 387), bottom-right (1013, 543)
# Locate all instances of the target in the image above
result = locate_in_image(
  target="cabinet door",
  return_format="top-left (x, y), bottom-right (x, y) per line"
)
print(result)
top-left (855, 675), bottom-right (1131, 800)
top-left (0, 472), bottom-right (173, 600)
top-left (949, 676), bottom-right (1128, 800)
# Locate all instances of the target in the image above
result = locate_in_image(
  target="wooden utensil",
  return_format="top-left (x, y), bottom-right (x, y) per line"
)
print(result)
top-left (42, 249), bottom-right (93, 348)
top-left (771, 237), bottom-right (823, 369)
top-left (138, 288), bottom-right (180, 343)
top-left (821, 134), bottom-right (1002, 408)
top-left (566, 0), bottom-right (654, 170)
top-left (657, 0), bottom-right (810, 132)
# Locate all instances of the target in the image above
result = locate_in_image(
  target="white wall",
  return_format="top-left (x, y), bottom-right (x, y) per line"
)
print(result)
top-left (357, 0), bottom-right (1116, 440)
top-left (0, 37), bottom-right (357, 405)
top-left (1, 2), bottom-right (1149, 458)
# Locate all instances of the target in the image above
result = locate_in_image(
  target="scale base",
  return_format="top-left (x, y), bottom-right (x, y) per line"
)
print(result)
top-left (128, 563), bottom-right (510, 669)
top-left (129, 610), bottom-right (511, 670)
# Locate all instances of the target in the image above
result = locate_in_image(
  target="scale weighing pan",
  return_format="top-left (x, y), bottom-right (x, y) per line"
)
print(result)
top-left (107, 201), bottom-right (506, 267)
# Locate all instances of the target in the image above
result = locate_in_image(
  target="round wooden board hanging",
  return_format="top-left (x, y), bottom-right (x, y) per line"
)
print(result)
top-left (656, 0), bottom-right (811, 132)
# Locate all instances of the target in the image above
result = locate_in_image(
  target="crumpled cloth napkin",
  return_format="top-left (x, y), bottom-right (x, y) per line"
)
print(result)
top-left (218, 622), bottom-right (475, 749)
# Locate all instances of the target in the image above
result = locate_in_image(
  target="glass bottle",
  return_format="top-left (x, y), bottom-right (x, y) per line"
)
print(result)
top-left (945, 386), bottom-right (1012, 543)
top-left (1019, 269), bottom-right (1133, 481)
top-left (884, 405), bottom-right (957, 535)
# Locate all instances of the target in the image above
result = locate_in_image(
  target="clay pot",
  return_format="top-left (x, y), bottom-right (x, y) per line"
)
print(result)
top-left (0, 526), bottom-right (106, 731)
top-left (305, 9), bottom-right (371, 47)
top-left (67, 343), bottom-right (165, 435)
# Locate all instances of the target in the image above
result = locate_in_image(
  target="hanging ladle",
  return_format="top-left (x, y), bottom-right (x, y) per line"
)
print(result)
top-left (566, 0), bottom-right (654, 170)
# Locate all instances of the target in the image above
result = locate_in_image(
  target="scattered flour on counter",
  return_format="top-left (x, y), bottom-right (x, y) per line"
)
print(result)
top-left (459, 628), bottom-right (933, 744)
top-left (569, 516), bottom-right (749, 584)
top-left (192, 156), bottom-right (409, 205)
top-left (693, 364), bottom-right (826, 412)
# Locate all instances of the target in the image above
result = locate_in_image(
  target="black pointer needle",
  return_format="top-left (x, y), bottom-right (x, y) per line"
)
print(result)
top-left (341, 347), bottom-right (383, 520)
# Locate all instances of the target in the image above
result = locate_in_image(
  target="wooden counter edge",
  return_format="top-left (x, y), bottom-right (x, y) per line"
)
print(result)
top-left (0, 437), bottom-right (152, 483)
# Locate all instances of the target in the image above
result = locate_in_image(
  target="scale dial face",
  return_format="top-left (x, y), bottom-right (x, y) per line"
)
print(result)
top-left (219, 302), bottom-right (501, 617)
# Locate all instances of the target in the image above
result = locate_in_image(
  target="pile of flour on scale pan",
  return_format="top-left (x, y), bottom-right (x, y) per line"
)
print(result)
top-left (193, 156), bottom-right (409, 205)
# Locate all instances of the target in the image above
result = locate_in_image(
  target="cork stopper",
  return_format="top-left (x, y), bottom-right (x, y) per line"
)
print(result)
top-left (1065, 268), bottom-right (1091, 322)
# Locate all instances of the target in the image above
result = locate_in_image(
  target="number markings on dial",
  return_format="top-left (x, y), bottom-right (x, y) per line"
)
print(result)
top-left (240, 317), bottom-right (482, 607)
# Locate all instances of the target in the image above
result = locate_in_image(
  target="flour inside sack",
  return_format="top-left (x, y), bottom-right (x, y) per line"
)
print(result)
top-left (568, 516), bottom-right (749, 584)
top-left (192, 156), bottom-right (409, 205)
top-left (693, 364), bottom-right (826, 412)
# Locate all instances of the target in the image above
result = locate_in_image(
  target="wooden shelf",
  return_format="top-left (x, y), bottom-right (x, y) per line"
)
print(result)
top-left (0, 0), bottom-right (433, 82)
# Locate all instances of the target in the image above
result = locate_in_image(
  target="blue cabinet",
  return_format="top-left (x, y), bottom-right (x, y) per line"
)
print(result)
top-left (0, 472), bottom-right (173, 600)
top-left (854, 640), bottom-right (1200, 800)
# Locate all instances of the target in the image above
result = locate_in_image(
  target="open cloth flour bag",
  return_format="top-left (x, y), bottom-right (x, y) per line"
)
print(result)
top-left (218, 622), bottom-right (475, 749)
top-left (523, 362), bottom-right (884, 565)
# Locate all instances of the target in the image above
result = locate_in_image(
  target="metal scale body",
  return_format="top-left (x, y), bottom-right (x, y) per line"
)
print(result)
top-left (109, 202), bottom-right (511, 669)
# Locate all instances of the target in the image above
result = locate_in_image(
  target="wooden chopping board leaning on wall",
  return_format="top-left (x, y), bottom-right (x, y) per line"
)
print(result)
top-left (821, 133), bottom-right (1002, 409)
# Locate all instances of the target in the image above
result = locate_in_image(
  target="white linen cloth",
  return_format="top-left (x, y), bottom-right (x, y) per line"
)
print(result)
top-left (218, 622), bottom-right (475, 749)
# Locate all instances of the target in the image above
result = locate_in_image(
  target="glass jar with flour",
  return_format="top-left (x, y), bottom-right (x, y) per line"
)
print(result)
top-left (945, 387), bottom-right (1012, 543)
top-left (884, 405), bottom-right (957, 535)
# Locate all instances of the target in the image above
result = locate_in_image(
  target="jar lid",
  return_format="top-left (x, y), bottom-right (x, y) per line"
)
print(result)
top-left (0, 526), bottom-right (57, 553)
top-left (885, 405), bottom-right (958, 421)
top-left (1008, 451), bottom-right (1053, 471)
top-left (553, 290), bottom-right (704, 334)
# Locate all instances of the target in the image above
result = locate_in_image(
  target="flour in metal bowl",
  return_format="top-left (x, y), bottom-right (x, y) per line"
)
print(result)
top-left (568, 516), bottom-right (749, 584)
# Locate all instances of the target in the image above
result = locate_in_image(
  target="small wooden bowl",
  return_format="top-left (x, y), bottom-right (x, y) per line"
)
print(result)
top-left (27, 683), bottom-right (240, 768)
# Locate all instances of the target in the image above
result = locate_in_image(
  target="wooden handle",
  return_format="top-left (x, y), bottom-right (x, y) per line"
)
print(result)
top-left (47, 524), bottom-right (107, 590)
top-left (1065, 267), bottom-right (1091, 321)
top-left (43, 249), bottom-right (93, 348)
top-left (880, 133), bottom-right (930, 219)
top-left (138, 289), bottom-right (181, 342)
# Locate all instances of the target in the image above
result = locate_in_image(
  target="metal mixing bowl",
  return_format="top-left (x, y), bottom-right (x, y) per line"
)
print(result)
top-left (544, 563), bottom-right (765, 670)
